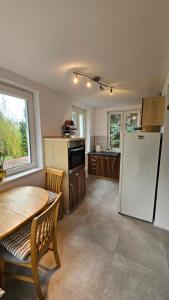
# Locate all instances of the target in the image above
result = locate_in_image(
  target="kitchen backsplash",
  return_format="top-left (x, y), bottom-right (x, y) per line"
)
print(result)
top-left (94, 136), bottom-right (108, 151)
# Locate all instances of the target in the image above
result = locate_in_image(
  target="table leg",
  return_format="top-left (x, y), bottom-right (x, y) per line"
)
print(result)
top-left (0, 261), bottom-right (5, 289)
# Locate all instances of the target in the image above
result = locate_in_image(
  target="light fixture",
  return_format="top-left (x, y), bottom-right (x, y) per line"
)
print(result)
top-left (109, 87), bottom-right (114, 96)
top-left (86, 80), bottom-right (92, 88)
top-left (73, 73), bottom-right (79, 84)
top-left (72, 71), bottom-right (114, 95)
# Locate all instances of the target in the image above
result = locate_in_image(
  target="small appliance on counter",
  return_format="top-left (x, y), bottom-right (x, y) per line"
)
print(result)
top-left (96, 145), bottom-right (102, 152)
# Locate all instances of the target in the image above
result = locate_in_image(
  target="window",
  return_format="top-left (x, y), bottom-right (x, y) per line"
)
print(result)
top-left (72, 106), bottom-right (86, 138)
top-left (0, 83), bottom-right (36, 175)
top-left (108, 110), bottom-right (140, 151)
top-left (124, 112), bottom-right (139, 133)
top-left (109, 113), bottom-right (121, 149)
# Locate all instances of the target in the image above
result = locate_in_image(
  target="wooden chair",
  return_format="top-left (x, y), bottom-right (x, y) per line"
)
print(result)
top-left (46, 168), bottom-right (64, 218)
top-left (0, 193), bottom-right (62, 300)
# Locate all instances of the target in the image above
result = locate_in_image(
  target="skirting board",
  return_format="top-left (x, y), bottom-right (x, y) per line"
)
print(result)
top-left (153, 221), bottom-right (169, 232)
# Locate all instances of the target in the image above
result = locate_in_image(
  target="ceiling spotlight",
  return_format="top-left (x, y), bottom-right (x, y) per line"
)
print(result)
top-left (72, 71), bottom-right (115, 95)
top-left (73, 73), bottom-right (79, 84)
top-left (109, 87), bottom-right (114, 95)
top-left (86, 80), bottom-right (92, 88)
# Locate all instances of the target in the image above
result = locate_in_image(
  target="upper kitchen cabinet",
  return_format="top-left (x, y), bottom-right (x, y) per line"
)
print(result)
top-left (141, 96), bottom-right (166, 129)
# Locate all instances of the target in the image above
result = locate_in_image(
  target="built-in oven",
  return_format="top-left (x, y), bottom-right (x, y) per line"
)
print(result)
top-left (68, 140), bottom-right (85, 172)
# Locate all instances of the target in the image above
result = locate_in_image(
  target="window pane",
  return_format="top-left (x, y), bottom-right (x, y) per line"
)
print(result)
top-left (125, 112), bottom-right (138, 132)
top-left (0, 94), bottom-right (31, 170)
top-left (72, 108), bottom-right (86, 138)
top-left (72, 111), bottom-right (77, 125)
top-left (110, 113), bottom-right (121, 148)
top-left (79, 113), bottom-right (85, 137)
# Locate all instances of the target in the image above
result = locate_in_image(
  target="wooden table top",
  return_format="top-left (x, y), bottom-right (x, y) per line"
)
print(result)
top-left (0, 186), bottom-right (48, 240)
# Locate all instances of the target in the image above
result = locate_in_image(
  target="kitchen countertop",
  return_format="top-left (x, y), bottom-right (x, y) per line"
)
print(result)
top-left (88, 151), bottom-right (120, 157)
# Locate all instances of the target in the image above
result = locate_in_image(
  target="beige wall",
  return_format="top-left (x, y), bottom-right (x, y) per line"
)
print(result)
top-left (0, 67), bottom-right (93, 191)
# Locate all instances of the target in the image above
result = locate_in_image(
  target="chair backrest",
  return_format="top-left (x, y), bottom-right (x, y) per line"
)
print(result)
top-left (30, 192), bottom-right (62, 262)
top-left (46, 168), bottom-right (64, 193)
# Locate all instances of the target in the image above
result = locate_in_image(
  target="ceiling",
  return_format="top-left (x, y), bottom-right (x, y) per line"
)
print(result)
top-left (0, 0), bottom-right (169, 107)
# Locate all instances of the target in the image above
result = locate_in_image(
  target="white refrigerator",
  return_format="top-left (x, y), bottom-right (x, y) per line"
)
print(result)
top-left (120, 132), bottom-right (161, 222)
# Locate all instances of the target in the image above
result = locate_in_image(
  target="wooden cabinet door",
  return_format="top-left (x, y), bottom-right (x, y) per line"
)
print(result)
top-left (69, 167), bottom-right (85, 211)
top-left (88, 155), bottom-right (97, 175)
top-left (80, 167), bottom-right (86, 198)
top-left (89, 154), bottom-right (120, 179)
top-left (142, 96), bottom-right (165, 126)
top-left (69, 175), bottom-right (78, 210)
top-left (96, 156), bottom-right (113, 178)
top-left (112, 156), bottom-right (120, 179)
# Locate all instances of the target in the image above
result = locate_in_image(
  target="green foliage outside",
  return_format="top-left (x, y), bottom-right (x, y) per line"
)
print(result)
top-left (110, 113), bottom-right (138, 148)
top-left (125, 113), bottom-right (138, 133)
top-left (110, 114), bottom-right (120, 148)
top-left (0, 99), bottom-right (28, 162)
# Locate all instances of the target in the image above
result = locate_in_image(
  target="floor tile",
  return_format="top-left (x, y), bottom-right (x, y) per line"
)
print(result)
top-left (51, 236), bottom-right (114, 300)
top-left (116, 217), bottom-right (169, 276)
top-left (102, 253), bottom-right (169, 300)
top-left (76, 213), bottom-right (123, 252)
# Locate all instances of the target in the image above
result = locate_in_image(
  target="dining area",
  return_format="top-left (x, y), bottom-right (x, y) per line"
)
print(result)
top-left (0, 169), bottom-right (64, 299)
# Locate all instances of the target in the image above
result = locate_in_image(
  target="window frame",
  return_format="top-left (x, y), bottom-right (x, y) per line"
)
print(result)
top-left (108, 109), bottom-right (140, 152)
top-left (72, 106), bottom-right (86, 138)
top-left (0, 82), bottom-right (37, 176)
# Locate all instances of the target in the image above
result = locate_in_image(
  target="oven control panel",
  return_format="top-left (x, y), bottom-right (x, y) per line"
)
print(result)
top-left (68, 139), bottom-right (85, 149)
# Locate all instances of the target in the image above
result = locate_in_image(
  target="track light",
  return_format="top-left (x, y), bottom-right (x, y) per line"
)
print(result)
top-left (73, 73), bottom-right (79, 84)
top-left (109, 87), bottom-right (114, 96)
top-left (72, 71), bottom-right (114, 95)
top-left (86, 80), bottom-right (92, 88)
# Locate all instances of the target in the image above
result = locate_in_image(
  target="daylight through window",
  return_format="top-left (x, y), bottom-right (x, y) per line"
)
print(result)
top-left (108, 110), bottom-right (140, 151)
top-left (0, 86), bottom-right (36, 175)
top-left (72, 106), bottom-right (86, 138)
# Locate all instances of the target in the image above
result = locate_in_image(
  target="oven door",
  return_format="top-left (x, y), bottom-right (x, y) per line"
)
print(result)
top-left (69, 146), bottom-right (85, 170)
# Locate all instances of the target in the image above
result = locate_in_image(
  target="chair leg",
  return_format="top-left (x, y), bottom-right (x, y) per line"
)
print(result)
top-left (53, 237), bottom-right (61, 268)
top-left (0, 260), bottom-right (5, 289)
top-left (31, 264), bottom-right (43, 300)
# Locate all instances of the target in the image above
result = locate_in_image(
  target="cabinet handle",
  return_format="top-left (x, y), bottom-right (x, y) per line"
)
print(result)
top-left (70, 183), bottom-right (73, 191)
top-left (75, 173), bottom-right (80, 176)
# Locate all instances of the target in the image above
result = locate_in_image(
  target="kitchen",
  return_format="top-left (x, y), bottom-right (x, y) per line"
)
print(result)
top-left (0, 1), bottom-right (169, 299)
top-left (43, 94), bottom-right (165, 226)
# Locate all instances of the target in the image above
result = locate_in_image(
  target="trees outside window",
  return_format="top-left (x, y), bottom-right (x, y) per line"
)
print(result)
top-left (0, 85), bottom-right (36, 175)
top-left (108, 110), bottom-right (140, 151)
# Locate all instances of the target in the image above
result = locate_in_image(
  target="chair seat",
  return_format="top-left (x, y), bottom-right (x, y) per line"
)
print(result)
top-left (0, 245), bottom-right (31, 264)
top-left (0, 222), bottom-right (31, 262)
top-left (0, 288), bottom-right (5, 298)
top-left (48, 190), bottom-right (58, 204)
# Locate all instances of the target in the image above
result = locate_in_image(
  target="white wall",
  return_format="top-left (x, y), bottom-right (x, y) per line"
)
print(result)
top-left (154, 72), bottom-right (169, 230)
top-left (0, 67), bottom-right (93, 191)
top-left (94, 105), bottom-right (141, 136)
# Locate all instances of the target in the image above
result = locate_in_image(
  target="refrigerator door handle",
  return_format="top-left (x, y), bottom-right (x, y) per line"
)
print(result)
top-left (138, 135), bottom-right (144, 139)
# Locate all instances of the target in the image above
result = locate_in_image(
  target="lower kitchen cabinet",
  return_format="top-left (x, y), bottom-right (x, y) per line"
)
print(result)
top-left (88, 154), bottom-right (120, 179)
top-left (69, 166), bottom-right (86, 211)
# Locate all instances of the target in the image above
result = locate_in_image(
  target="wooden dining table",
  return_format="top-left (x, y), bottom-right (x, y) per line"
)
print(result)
top-left (0, 186), bottom-right (48, 240)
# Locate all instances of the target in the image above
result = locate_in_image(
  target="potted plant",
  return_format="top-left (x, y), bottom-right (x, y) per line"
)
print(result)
top-left (0, 145), bottom-right (6, 183)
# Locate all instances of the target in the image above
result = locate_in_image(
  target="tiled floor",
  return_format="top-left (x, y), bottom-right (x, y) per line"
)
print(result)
top-left (3, 177), bottom-right (169, 299)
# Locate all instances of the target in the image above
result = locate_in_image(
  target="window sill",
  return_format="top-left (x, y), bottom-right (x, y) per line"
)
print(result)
top-left (0, 167), bottom-right (43, 186)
